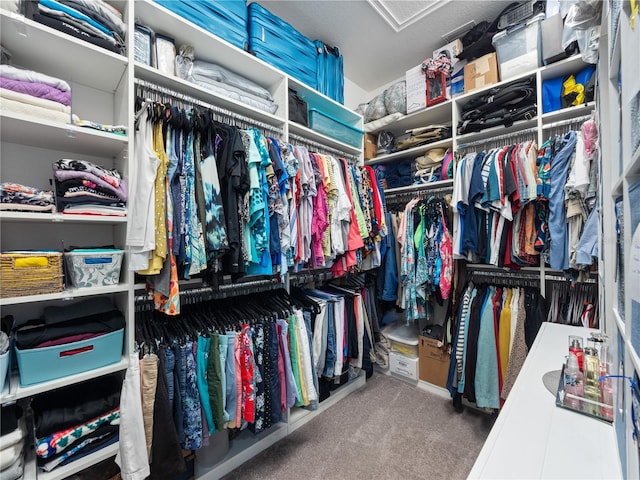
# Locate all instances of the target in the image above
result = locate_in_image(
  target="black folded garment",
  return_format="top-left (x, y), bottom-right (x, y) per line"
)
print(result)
top-left (32, 373), bottom-right (121, 438)
top-left (21, 2), bottom-right (123, 54)
top-left (14, 298), bottom-right (125, 349)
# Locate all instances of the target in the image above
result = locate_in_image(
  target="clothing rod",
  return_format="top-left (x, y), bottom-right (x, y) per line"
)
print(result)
top-left (384, 185), bottom-right (454, 198)
top-left (134, 277), bottom-right (282, 304)
top-left (134, 78), bottom-right (283, 134)
top-left (468, 269), bottom-right (540, 279)
top-left (288, 133), bottom-right (359, 160)
top-left (457, 126), bottom-right (538, 149)
top-left (542, 114), bottom-right (593, 130)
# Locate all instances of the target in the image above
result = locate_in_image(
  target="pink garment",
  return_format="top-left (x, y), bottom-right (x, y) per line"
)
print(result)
top-left (276, 323), bottom-right (287, 413)
top-left (310, 154), bottom-right (329, 267)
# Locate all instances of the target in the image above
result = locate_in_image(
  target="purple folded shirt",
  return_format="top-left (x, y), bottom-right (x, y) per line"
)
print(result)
top-left (54, 170), bottom-right (128, 202)
top-left (0, 76), bottom-right (72, 106)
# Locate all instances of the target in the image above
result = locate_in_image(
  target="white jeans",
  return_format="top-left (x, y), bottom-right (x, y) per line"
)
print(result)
top-left (115, 353), bottom-right (150, 480)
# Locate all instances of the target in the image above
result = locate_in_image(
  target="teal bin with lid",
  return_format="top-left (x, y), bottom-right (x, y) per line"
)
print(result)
top-left (308, 108), bottom-right (363, 148)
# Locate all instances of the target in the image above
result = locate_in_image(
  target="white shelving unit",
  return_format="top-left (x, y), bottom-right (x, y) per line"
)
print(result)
top-left (2, 1), bottom-right (366, 478)
top-left (599, 1), bottom-right (640, 478)
top-left (1, 2), bottom-right (133, 479)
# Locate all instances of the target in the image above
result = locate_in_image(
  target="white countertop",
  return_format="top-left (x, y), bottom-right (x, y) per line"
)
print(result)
top-left (468, 322), bottom-right (622, 479)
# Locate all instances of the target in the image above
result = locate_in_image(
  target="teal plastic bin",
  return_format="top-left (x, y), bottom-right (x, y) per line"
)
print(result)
top-left (15, 329), bottom-right (124, 386)
top-left (308, 108), bottom-right (363, 148)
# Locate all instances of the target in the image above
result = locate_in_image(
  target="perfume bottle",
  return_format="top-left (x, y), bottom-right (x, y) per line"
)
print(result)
top-left (583, 349), bottom-right (601, 416)
top-left (564, 353), bottom-right (583, 410)
top-left (599, 345), bottom-right (614, 421)
top-left (569, 335), bottom-right (584, 371)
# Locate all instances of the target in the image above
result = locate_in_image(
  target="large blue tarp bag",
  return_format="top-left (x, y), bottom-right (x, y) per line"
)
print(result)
top-left (315, 41), bottom-right (344, 104)
top-left (154, 0), bottom-right (248, 51)
top-left (248, 2), bottom-right (317, 90)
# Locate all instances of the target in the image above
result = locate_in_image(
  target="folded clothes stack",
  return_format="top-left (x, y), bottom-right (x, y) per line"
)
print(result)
top-left (0, 183), bottom-right (56, 213)
top-left (31, 374), bottom-right (122, 473)
top-left (0, 65), bottom-right (71, 124)
top-left (176, 49), bottom-right (279, 114)
top-left (383, 160), bottom-right (414, 189)
top-left (21, 0), bottom-right (126, 54)
top-left (14, 297), bottom-right (125, 352)
top-left (53, 159), bottom-right (127, 216)
top-left (0, 408), bottom-right (26, 480)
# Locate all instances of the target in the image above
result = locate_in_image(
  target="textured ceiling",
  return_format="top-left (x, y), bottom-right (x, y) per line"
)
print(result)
top-left (255, 0), bottom-right (510, 93)
top-left (368, 0), bottom-right (449, 32)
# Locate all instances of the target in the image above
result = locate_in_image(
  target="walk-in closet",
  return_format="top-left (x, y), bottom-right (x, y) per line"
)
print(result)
top-left (0, 1), bottom-right (637, 479)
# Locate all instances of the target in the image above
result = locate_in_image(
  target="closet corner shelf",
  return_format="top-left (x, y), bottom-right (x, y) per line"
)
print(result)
top-left (0, 356), bottom-right (128, 405)
top-left (367, 101), bottom-right (452, 136)
top-left (34, 442), bottom-right (120, 480)
top-left (0, 112), bottom-right (128, 157)
top-left (364, 137), bottom-right (453, 166)
top-left (539, 54), bottom-right (588, 81)
top-left (134, 0), bottom-right (284, 89)
top-left (0, 284), bottom-right (130, 307)
top-left (0, 212), bottom-right (127, 224)
top-left (289, 77), bottom-right (363, 127)
top-left (0, 9), bottom-right (127, 93)
top-left (134, 63), bottom-right (286, 130)
top-left (541, 102), bottom-right (596, 126)
top-left (455, 118), bottom-right (538, 146)
top-left (613, 307), bottom-right (625, 335)
top-left (383, 179), bottom-right (454, 196)
top-left (287, 122), bottom-right (362, 156)
top-left (455, 71), bottom-right (536, 104)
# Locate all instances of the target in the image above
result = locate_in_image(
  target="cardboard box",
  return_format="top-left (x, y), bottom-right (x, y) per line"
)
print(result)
top-left (405, 64), bottom-right (426, 113)
top-left (418, 335), bottom-right (450, 388)
top-left (364, 133), bottom-right (377, 160)
top-left (463, 52), bottom-right (499, 94)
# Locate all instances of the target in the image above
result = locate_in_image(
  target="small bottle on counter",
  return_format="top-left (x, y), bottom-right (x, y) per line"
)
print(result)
top-left (569, 335), bottom-right (584, 371)
top-left (583, 348), bottom-right (601, 416)
top-left (564, 353), bottom-right (584, 410)
top-left (599, 345), bottom-right (614, 421)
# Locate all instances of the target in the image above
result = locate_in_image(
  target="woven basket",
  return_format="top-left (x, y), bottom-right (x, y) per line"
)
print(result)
top-left (0, 251), bottom-right (64, 298)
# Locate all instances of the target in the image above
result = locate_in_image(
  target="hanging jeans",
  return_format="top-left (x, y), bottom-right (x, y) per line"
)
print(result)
top-left (548, 131), bottom-right (577, 270)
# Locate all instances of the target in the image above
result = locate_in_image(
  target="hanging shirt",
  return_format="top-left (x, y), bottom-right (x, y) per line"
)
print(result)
top-left (128, 110), bottom-right (160, 272)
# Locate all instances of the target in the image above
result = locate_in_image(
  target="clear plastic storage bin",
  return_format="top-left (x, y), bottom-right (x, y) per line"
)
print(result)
top-left (308, 108), bottom-right (363, 148)
top-left (385, 322), bottom-right (420, 358)
top-left (492, 14), bottom-right (544, 81)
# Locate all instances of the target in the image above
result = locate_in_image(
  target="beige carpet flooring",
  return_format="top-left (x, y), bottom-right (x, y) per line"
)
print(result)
top-left (222, 372), bottom-right (494, 480)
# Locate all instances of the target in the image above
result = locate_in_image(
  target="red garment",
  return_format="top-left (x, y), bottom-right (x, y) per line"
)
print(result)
top-left (365, 166), bottom-right (383, 234)
top-left (240, 324), bottom-right (255, 423)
